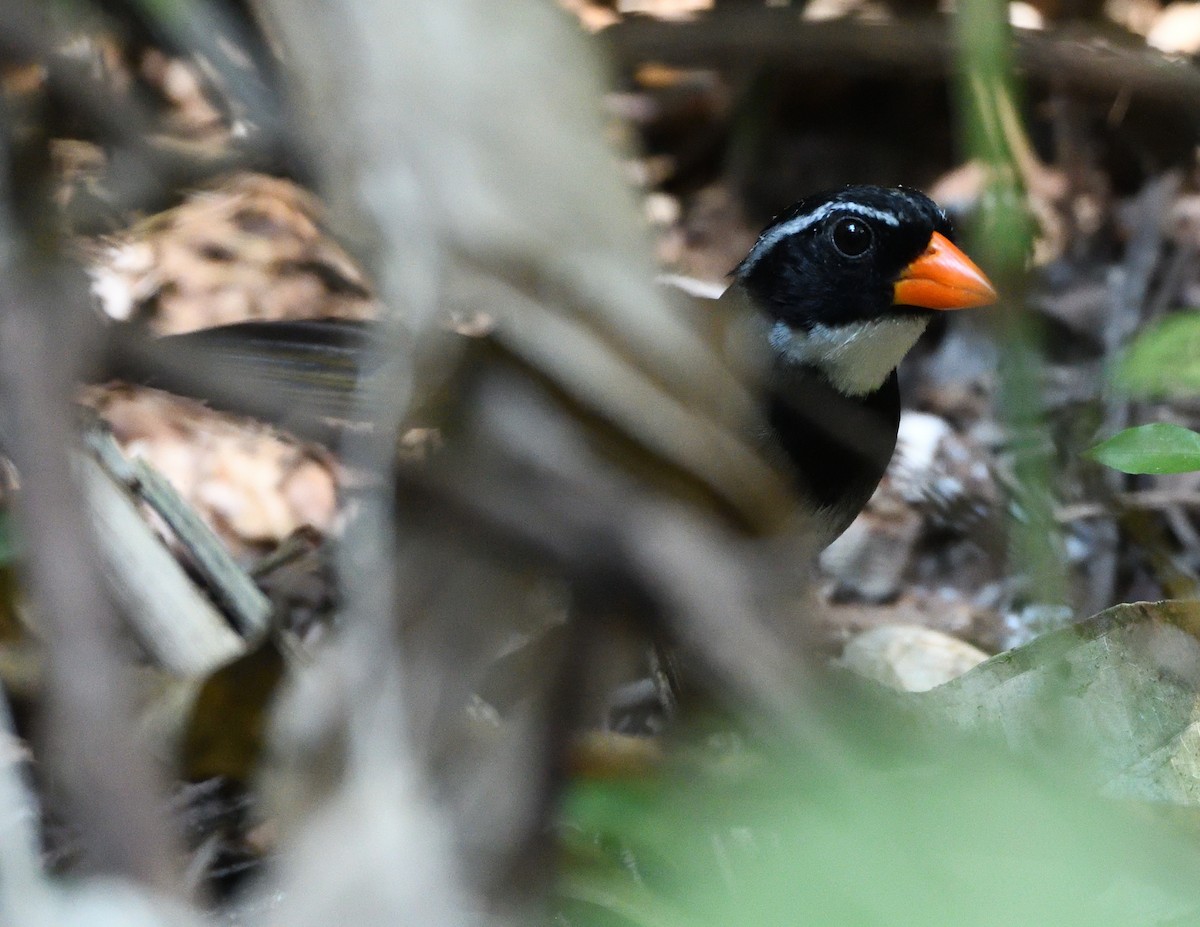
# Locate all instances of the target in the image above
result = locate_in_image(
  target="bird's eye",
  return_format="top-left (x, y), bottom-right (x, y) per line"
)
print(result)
top-left (831, 217), bottom-right (873, 258)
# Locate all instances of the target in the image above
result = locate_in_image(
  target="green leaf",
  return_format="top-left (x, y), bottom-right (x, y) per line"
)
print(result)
top-left (558, 872), bottom-right (694, 927)
top-left (1117, 313), bottom-right (1200, 398)
top-left (1087, 423), bottom-right (1200, 474)
top-left (557, 693), bottom-right (1200, 927)
top-left (0, 511), bottom-right (19, 566)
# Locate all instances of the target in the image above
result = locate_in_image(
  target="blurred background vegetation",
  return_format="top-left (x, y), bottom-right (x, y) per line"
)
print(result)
top-left (0, 1), bottom-right (1199, 925)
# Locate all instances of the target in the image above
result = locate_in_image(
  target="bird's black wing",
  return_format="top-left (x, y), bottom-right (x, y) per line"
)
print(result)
top-left (100, 318), bottom-right (384, 441)
top-left (766, 368), bottom-right (900, 543)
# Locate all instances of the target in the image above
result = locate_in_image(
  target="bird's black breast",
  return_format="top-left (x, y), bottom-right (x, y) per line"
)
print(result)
top-left (766, 368), bottom-right (900, 541)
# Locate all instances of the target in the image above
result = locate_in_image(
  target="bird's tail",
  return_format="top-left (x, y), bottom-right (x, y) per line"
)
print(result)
top-left (98, 318), bottom-right (379, 441)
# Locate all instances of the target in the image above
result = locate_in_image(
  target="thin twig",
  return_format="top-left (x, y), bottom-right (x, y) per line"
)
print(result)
top-left (79, 432), bottom-right (249, 676)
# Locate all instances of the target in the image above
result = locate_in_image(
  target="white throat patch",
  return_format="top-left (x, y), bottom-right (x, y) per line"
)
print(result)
top-left (769, 316), bottom-right (930, 395)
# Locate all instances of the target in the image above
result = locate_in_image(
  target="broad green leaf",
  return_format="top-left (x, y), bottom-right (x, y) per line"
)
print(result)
top-left (1117, 312), bottom-right (1200, 397)
top-left (1087, 423), bottom-right (1200, 474)
top-left (558, 604), bottom-right (1200, 927)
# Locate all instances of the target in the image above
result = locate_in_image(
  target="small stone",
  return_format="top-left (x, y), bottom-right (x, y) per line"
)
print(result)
top-left (839, 624), bottom-right (989, 692)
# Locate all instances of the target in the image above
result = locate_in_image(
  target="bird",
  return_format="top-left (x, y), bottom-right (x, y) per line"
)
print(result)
top-left (97, 185), bottom-right (996, 547)
top-left (721, 184), bottom-right (996, 543)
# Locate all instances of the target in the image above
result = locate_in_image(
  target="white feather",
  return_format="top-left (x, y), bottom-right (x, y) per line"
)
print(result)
top-left (769, 316), bottom-right (930, 396)
top-left (741, 201), bottom-right (901, 273)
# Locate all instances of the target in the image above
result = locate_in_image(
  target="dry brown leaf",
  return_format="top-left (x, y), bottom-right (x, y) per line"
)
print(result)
top-left (1148, 2), bottom-right (1200, 52)
top-left (557, 0), bottom-right (622, 30)
top-left (89, 173), bottom-right (379, 333)
top-left (82, 385), bottom-right (339, 556)
top-left (617, 0), bottom-right (713, 19)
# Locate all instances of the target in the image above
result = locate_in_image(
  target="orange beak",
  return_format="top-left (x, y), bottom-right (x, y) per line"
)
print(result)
top-left (893, 232), bottom-right (998, 311)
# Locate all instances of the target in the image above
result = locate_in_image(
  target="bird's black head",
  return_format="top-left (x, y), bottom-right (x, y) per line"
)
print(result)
top-left (733, 185), bottom-right (958, 331)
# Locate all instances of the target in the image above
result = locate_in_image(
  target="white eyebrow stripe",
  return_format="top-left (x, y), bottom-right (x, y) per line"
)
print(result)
top-left (739, 201), bottom-right (902, 273)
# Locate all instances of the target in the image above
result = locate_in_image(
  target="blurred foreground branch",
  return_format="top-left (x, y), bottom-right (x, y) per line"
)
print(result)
top-left (0, 218), bottom-right (181, 889)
